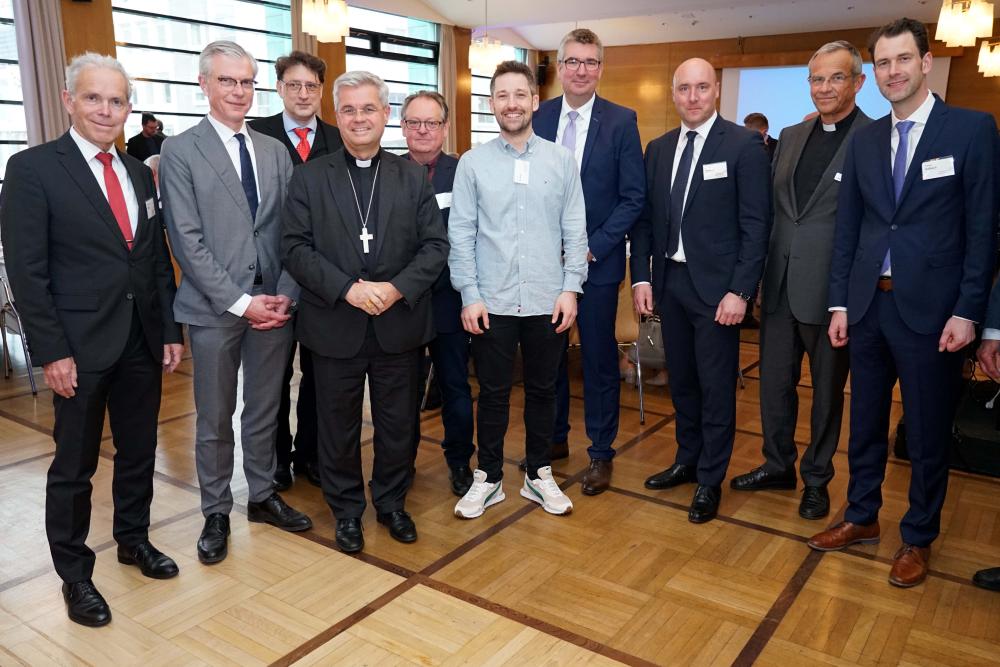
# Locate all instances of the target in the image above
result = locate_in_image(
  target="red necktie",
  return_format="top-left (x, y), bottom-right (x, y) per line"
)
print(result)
top-left (293, 127), bottom-right (311, 162)
top-left (95, 152), bottom-right (134, 250)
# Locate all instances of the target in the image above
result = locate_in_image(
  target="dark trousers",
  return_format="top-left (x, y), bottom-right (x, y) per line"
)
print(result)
top-left (413, 331), bottom-right (475, 467)
top-left (47, 309), bottom-right (161, 583)
top-left (553, 282), bottom-right (622, 460)
top-left (759, 283), bottom-right (849, 486)
top-left (843, 290), bottom-right (962, 546)
top-left (313, 325), bottom-right (419, 519)
top-left (275, 341), bottom-right (318, 470)
top-left (661, 262), bottom-right (740, 488)
top-left (472, 314), bottom-right (565, 483)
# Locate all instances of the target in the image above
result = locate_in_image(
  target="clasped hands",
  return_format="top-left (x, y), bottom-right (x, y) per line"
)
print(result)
top-left (346, 279), bottom-right (402, 316)
top-left (245, 294), bottom-right (293, 330)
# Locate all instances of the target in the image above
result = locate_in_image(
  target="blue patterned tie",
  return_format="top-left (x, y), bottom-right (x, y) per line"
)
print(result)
top-left (234, 133), bottom-right (258, 221)
top-left (881, 120), bottom-right (915, 274)
top-left (668, 130), bottom-right (698, 256)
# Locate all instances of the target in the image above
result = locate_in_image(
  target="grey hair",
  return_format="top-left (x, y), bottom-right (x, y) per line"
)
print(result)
top-left (199, 40), bottom-right (258, 78)
top-left (401, 90), bottom-right (449, 123)
top-left (333, 71), bottom-right (389, 110)
top-left (809, 40), bottom-right (863, 76)
top-left (557, 28), bottom-right (604, 63)
top-left (65, 52), bottom-right (133, 98)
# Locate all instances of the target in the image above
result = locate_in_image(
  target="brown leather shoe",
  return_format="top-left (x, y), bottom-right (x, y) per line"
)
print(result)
top-left (581, 459), bottom-right (612, 496)
top-left (807, 521), bottom-right (880, 552)
top-left (889, 544), bottom-right (930, 588)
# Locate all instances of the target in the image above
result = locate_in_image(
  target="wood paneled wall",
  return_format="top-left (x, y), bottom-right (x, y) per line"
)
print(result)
top-left (540, 22), bottom-right (1000, 148)
top-left (453, 27), bottom-right (473, 156)
top-left (317, 40), bottom-right (347, 123)
top-left (60, 0), bottom-right (116, 62)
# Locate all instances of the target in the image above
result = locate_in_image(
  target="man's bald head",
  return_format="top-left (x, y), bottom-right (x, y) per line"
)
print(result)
top-left (672, 57), bottom-right (719, 129)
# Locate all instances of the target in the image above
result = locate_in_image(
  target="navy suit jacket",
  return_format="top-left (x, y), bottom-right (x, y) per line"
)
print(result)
top-left (828, 97), bottom-right (999, 335)
top-left (404, 151), bottom-right (462, 334)
top-left (534, 95), bottom-right (645, 286)
top-left (630, 116), bottom-right (772, 307)
top-left (248, 112), bottom-right (343, 166)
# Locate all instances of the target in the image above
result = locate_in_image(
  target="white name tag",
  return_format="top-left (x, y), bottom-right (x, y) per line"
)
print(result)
top-left (702, 161), bottom-right (727, 180)
top-left (834, 172), bottom-right (842, 182)
top-left (513, 160), bottom-right (530, 184)
top-left (435, 192), bottom-right (452, 210)
top-left (145, 197), bottom-right (156, 218)
top-left (922, 156), bottom-right (955, 180)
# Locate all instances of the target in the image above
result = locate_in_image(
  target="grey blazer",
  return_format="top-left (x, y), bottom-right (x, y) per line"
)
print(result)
top-left (160, 117), bottom-right (297, 326)
top-left (761, 109), bottom-right (873, 325)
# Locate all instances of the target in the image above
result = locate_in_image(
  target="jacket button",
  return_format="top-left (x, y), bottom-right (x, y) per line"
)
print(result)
top-left (249, 264), bottom-right (255, 271)
top-left (126, 292), bottom-right (134, 300)
top-left (254, 231), bottom-right (259, 237)
top-left (890, 224), bottom-right (898, 230)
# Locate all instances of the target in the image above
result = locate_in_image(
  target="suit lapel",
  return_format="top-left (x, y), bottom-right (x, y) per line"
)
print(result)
top-left (534, 99), bottom-right (560, 143)
top-left (192, 118), bottom-right (254, 224)
top-left (120, 149), bottom-right (150, 247)
top-left (895, 99), bottom-right (947, 211)
top-left (797, 114), bottom-right (867, 218)
top-left (781, 120), bottom-right (813, 217)
top-left (249, 127), bottom-right (272, 229)
top-left (56, 133), bottom-right (130, 252)
top-left (875, 116), bottom-right (895, 211)
top-left (374, 152), bottom-right (395, 260)
top-left (661, 130), bottom-right (680, 211)
top-left (682, 118), bottom-right (726, 217)
top-left (326, 152), bottom-right (367, 264)
top-left (580, 96), bottom-right (601, 175)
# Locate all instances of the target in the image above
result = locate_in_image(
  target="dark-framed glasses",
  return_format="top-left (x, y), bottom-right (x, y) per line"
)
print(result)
top-left (561, 57), bottom-right (601, 72)
top-left (402, 119), bottom-right (444, 131)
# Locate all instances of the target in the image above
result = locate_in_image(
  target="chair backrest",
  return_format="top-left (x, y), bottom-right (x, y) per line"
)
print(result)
top-left (615, 262), bottom-right (640, 343)
top-left (0, 275), bottom-right (24, 335)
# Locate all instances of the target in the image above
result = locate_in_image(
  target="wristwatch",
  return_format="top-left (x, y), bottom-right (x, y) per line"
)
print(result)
top-left (728, 290), bottom-right (752, 302)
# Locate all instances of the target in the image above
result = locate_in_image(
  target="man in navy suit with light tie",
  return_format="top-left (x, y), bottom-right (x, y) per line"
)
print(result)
top-left (808, 18), bottom-right (998, 588)
top-left (631, 58), bottom-right (772, 523)
top-left (533, 28), bottom-right (645, 495)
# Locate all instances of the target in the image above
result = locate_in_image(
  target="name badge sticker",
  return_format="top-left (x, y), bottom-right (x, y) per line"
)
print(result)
top-left (834, 172), bottom-right (842, 182)
top-left (513, 160), bottom-right (530, 184)
top-left (145, 197), bottom-right (156, 218)
top-left (922, 156), bottom-right (955, 180)
top-left (702, 161), bottom-right (728, 180)
top-left (435, 192), bottom-right (452, 210)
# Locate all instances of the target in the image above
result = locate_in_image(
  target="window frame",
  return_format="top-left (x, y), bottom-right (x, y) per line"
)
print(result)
top-left (0, 14), bottom-right (26, 185)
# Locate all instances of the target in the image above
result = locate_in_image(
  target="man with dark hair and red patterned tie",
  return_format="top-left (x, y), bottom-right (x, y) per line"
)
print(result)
top-left (249, 50), bottom-right (343, 492)
top-left (0, 53), bottom-right (184, 627)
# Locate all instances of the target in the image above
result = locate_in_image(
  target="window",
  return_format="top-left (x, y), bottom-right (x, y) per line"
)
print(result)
top-left (0, 0), bottom-right (27, 185)
top-left (111, 0), bottom-right (292, 142)
top-left (471, 46), bottom-right (526, 147)
top-left (344, 6), bottom-right (438, 152)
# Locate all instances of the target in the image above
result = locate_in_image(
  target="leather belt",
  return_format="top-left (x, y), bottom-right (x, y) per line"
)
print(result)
top-left (877, 276), bottom-right (893, 292)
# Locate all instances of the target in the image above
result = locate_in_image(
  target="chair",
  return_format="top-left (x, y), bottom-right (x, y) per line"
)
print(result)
top-left (616, 263), bottom-right (666, 425)
top-left (0, 275), bottom-right (37, 395)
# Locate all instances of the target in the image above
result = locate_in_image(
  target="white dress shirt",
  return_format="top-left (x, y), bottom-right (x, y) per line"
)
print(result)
top-left (555, 93), bottom-right (595, 170)
top-left (69, 126), bottom-right (139, 235)
top-left (282, 111), bottom-right (317, 149)
top-left (205, 113), bottom-right (260, 317)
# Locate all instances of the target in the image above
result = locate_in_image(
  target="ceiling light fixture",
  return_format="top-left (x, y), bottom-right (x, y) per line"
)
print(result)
top-left (978, 39), bottom-right (1000, 76)
top-left (468, 0), bottom-right (506, 74)
top-left (301, 0), bottom-right (349, 43)
top-left (935, 0), bottom-right (995, 47)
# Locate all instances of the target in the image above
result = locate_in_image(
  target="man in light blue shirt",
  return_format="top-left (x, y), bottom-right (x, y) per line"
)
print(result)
top-left (448, 60), bottom-right (588, 520)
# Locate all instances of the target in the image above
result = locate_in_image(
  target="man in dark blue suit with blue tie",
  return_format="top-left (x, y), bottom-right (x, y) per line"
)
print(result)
top-left (631, 58), bottom-right (772, 523)
top-left (808, 18), bottom-right (998, 588)
top-left (532, 28), bottom-right (645, 495)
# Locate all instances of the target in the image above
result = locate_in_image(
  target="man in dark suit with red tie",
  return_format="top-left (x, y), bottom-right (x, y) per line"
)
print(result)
top-left (808, 18), bottom-right (998, 588)
top-left (0, 53), bottom-right (184, 627)
top-left (249, 50), bottom-right (343, 491)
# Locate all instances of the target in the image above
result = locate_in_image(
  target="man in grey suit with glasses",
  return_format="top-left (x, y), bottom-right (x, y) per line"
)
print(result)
top-left (160, 40), bottom-right (312, 566)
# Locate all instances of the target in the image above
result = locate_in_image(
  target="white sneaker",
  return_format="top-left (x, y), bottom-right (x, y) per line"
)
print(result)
top-left (454, 469), bottom-right (506, 519)
top-left (520, 466), bottom-right (574, 515)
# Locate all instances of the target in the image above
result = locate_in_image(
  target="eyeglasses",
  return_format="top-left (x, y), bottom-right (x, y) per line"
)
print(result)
top-left (807, 73), bottom-right (852, 87)
top-left (76, 93), bottom-right (128, 111)
top-left (337, 105), bottom-right (382, 118)
top-left (281, 80), bottom-right (321, 94)
top-left (217, 76), bottom-right (257, 90)
top-left (561, 57), bottom-right (601, 72)
top-left (402, 119), bottom-right (444, 131)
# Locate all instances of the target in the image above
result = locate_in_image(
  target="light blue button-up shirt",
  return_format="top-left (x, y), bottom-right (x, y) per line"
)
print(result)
top-left (448, 132), bottom-right (588, 316)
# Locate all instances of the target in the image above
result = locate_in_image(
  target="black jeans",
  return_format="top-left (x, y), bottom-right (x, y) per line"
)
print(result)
top-left (471, 314), bottom-right (566, 482)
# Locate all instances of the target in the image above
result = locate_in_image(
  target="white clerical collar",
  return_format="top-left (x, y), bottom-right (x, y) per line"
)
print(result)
top-left (822, 122), bottom-right (836, 132)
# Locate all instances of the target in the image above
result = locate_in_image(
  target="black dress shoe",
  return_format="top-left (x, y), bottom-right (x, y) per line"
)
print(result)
top-left (688, 485), bottom-right (721, 524)
top-left (377, 510), bottom-right (418, 543)
top-left (729, 465), bottom-right (797, 491)
top-left (198, 513), bottom-right (230, 564)
top-left (335, 518), bottom-right (364, 553)
top-left (799, 485), bottom-right (830, 520)
top-left (247, 493), bottom-right (313, 532)
top-left (117, 541), bottom-right (179, 579)
top-left (644, 463), bottom-right (696, 490)
top-left (62, 580), bottom-right (111, 627)
top-left (449, 464), bottom-right (474, 497)
top-left (302, 461), bottom-right (322, 487)
top-left (973, 566), bottom-right (1000, 591)
top-left (273, 464), bottom-right (293, 491)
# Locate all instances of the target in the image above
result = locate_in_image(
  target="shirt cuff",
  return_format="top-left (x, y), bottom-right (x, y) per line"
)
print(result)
top-left (952, 315), bottom-right (977, 324)
top-left (983, 328), bottom-right (1000, 340)
top-left (227, 293), bottom-right (252, 317)
top-left (562, 273), bottom-right (585, 294)
top-left (828, 306), bottom-right (847, 312)
top-left (632, 281), bottom-right (651, 288)
top-left (460, 286), bottom-right (483, 308)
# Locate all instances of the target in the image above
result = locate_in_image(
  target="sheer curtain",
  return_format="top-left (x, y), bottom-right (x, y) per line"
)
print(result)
top-left (13, 0), bottom-right (68, 145)
top-left (438, 24), bottom-right (458, 156)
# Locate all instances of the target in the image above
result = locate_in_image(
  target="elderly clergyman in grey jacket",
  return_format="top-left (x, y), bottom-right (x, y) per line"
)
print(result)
top-left (160, 40), bottom-right (312, 566)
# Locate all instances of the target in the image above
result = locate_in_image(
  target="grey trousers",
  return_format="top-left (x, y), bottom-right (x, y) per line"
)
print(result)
top-left (189, 320), bottom-right (293, 515)
top-left (758, 285), bottom-right (849, 487)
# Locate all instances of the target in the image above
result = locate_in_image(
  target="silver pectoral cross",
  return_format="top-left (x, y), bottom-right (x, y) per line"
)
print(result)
top-left (360, 227), bottom-right (374, 254)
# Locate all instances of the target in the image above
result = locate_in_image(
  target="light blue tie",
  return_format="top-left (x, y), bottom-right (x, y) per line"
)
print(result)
top-left (881, 120), bottom-right (915, 275)
top-left (561, 110), bottom-right (579, 154)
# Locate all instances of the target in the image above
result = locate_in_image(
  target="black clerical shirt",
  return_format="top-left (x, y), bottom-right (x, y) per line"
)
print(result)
top-left (793, 106), bottom-right (860, 207)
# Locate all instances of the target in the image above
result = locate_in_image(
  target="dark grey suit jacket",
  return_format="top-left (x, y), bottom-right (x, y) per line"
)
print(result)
top-left (761, 109), bottom-right (873, 325)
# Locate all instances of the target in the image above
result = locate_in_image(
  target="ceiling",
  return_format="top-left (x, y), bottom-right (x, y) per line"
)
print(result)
top-left (360, 0), bottom-right (944, 50)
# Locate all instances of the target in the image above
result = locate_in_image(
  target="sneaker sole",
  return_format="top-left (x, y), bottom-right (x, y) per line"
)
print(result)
top-left (455, 489), bottom-right (506, 519)
top-left (807, 536), bottom-right (880, 552)
top-left (519, 488), bottom-right (573, 515)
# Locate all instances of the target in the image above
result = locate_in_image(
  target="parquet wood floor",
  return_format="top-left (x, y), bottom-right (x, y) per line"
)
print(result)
top-left (0, 332), bottom-right (998, 666)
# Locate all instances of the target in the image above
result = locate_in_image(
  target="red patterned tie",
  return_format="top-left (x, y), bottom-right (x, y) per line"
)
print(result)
top-left (95, 152), bottom-right (134, 250)
top-left (293, 127), bottom-right (311, 162)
